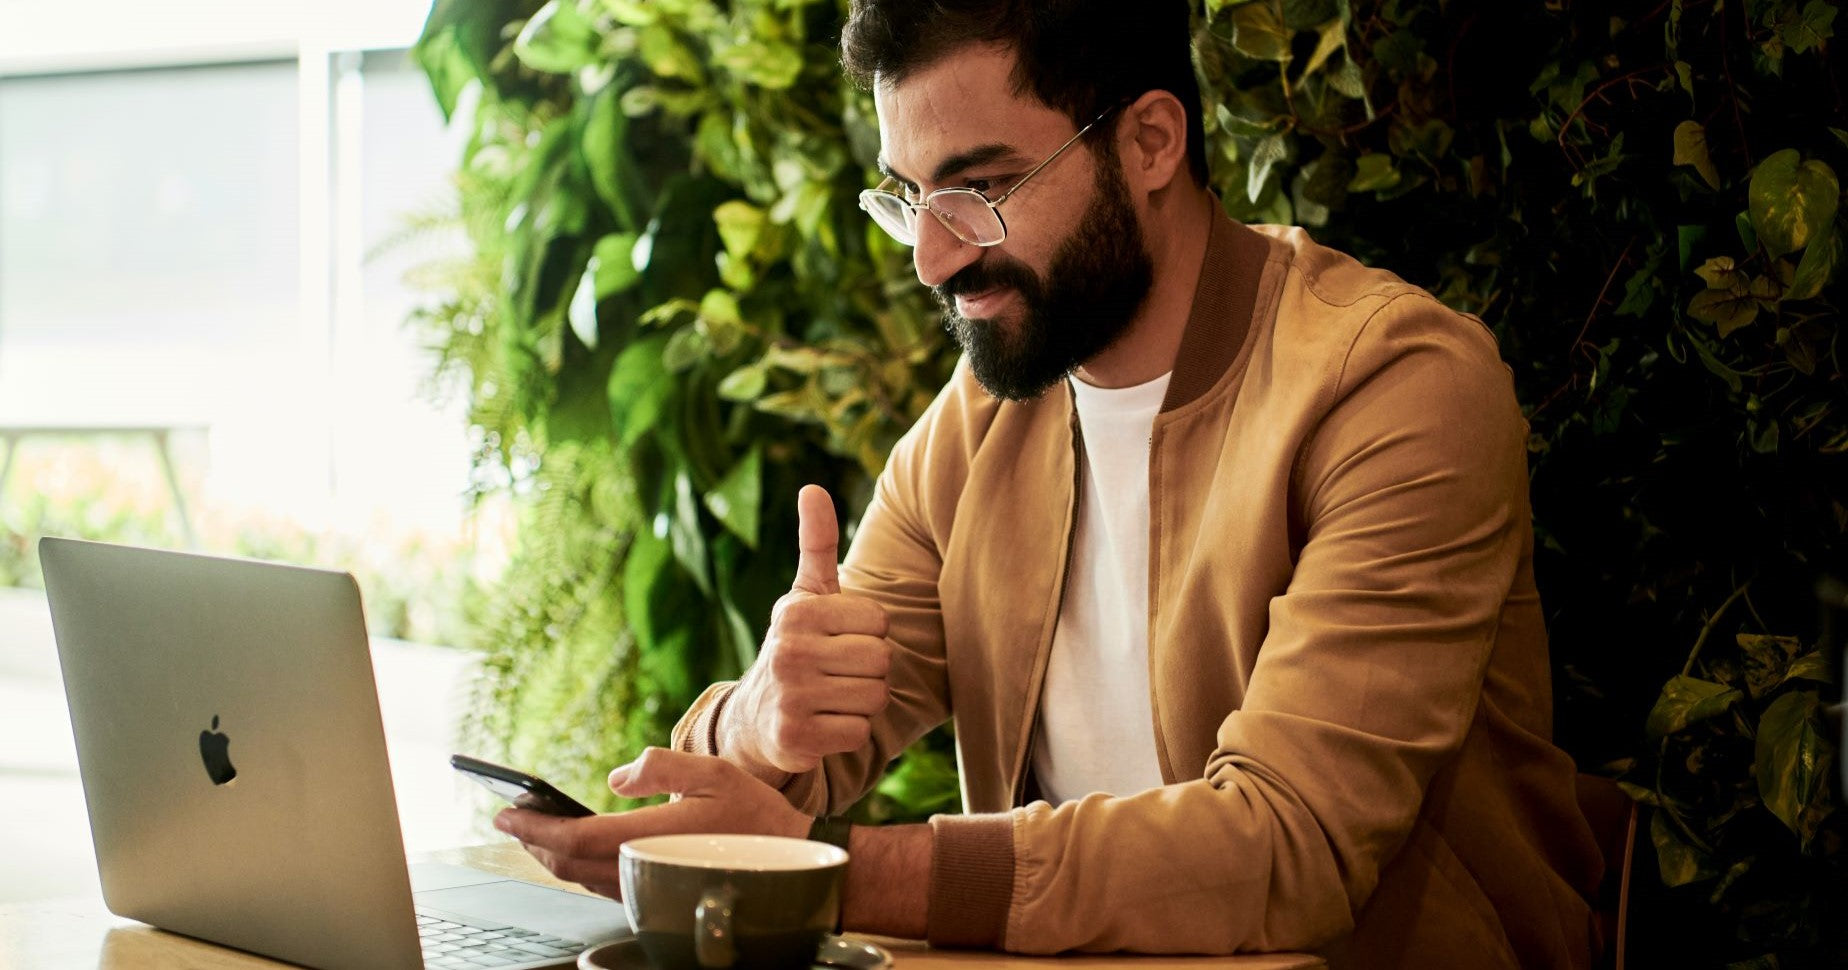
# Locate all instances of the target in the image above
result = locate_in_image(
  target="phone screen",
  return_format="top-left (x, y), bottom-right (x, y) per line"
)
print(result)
top-left (452, 753), bottom-right (596, 818)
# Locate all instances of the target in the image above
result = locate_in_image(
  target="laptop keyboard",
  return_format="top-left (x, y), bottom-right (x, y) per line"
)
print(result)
top-left (416, 908), bottom-right (589, 968)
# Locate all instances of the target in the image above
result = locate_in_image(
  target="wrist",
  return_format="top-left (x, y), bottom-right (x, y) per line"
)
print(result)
top-left (715, 684), bottom-right (795, 789)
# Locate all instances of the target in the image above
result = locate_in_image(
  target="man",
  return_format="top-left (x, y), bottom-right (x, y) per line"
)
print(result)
top-left (496, 1), bottom-right (1604, 966)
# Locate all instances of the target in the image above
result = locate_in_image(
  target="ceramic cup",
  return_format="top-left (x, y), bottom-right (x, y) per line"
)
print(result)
top-left (619, 834), bottom-right (848, 970)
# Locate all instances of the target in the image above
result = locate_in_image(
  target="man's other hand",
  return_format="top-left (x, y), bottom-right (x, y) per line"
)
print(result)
top-left (494, 748), bottom-right (811, 900)
top-left (723, 484), bottom-right (892, 778)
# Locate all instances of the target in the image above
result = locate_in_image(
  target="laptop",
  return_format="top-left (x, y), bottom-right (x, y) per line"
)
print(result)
top-left (40, 537), bottom-right (632, 970)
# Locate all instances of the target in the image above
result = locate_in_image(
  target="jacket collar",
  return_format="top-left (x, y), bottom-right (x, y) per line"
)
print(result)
top-left (1158, 202), bottom-right (1271, 413)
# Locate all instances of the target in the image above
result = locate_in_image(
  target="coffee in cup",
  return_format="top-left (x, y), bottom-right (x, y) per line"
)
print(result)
top-left (619, 834), bottom-right (847, 970)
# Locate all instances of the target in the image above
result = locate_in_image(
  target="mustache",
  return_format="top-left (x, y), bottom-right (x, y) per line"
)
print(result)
top-left (932, 254), bottom-right (1040, 310)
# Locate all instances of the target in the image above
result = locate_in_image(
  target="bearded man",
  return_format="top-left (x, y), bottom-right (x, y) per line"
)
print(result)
top-left (497, 2), bottom-right (1604, 967)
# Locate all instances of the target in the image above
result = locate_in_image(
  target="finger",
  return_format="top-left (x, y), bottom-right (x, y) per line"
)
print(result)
top-left (815, 633), bottom-right (893, 677)
top-left (798, 676), bottom-right (889, 717)
top-left (609, 747), bottom-right (731, 800)
top-left (803, 713), bottom-right (875, 755)
top-left (791, 485), bottom-right (841, 596)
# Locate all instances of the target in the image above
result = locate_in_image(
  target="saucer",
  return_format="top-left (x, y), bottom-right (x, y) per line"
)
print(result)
top-left (578, 935), bottom-right (893, 970)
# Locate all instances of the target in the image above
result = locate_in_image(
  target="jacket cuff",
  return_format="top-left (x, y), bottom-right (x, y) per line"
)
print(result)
top-left (672, 682), bottom-right (735, 755)
top-left (926, 812), bottom-right (1015, 949)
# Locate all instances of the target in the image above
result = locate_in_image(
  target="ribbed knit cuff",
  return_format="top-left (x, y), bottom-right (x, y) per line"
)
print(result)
top-left (672, 682), bottom-right (735, 755)
top-left (926, 812), bottom-right (1015, 949)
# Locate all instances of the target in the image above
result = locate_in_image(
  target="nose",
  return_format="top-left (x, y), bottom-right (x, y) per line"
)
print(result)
top-left (911, 208), bottom-right (982, 289)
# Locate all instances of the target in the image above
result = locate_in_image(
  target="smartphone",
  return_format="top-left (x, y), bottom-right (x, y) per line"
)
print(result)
top-left (451, 753), bottom-right (596, 818)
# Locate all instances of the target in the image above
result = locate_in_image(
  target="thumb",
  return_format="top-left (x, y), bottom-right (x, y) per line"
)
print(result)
top-left (608, 748), bottom-right (716, 799)
top-left (790, 484), bottom-right (841, 596)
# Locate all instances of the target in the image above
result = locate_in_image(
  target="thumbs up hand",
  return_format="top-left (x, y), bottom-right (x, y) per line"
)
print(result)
top-left (721, 485), bottom-right (893, 781)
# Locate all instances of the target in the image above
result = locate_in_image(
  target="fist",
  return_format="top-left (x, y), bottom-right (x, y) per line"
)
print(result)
top-left (728, 485), bottom-right (892, 776)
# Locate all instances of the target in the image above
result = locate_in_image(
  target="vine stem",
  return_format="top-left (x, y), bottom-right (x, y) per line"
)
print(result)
top-left (1682, 578), bottom-right (1752, 677)
top-left (1571, 235), bottom-right (1638, 360)
top-left (1555, 65), bottom-right (1672, 165)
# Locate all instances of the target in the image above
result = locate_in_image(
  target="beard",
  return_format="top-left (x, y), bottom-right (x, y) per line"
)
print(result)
top-left (933, 148), bottom-right (1155, 403)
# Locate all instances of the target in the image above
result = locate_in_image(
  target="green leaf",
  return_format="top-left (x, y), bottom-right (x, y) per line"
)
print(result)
top-left (582, 86), bottom-right (639, 230)
top-left (513, 0), bottom-right (603, 75)
top-left (713, 201), bottom-right (767, 259)
top-left (622, 528), bottom-right (673, 651)
top-left (1781, 650), bottom-right (1837, 687)
top-left (1787, 225), bottom-right (1842, 301)
top-left (1755, 691), bottom-right (1833, 842)
top-left (1736, 634), bottom-right (1800, 698)
top-left (1694, 256), bottom-right (1745, 290)
top-left (670, 470), bottom-right (712, 595)
top-left (1672, 121), bottom-right (1721, 190)
top-left (1780, 0), bottom-right (1836, 53)
top-left (1348, 153), bottom-right (1402, 193)
top-left (638, 23), bottom-right (703, 81)
top-left (1749, 149), bottom-right (1840, 257)
top-left (716, 364), bottom-right (767, 402)
top-left (661, 326), bottom-right (708, 372)
top-left (1283, 0), bottom-right (1338, 30)
top-left (1232, 3), bottom-right (1292, 61)
top-left (704, 445), bottom-right (762, 548)
top-left (1646, 675), bottom-right (1745, 738)
top-left (1687, 287), bottom-right (1759, 337)
top-left (1651, 808), bottom-right (1712, 887)
top-left (592, 232), bottom-right (641, 299)
top-left (1301, 19), bottom-right (1348, 79)
top-left (1248, 134), bottom-right (1289, 202)
top-left (608, 335), bottom-right (671, 446)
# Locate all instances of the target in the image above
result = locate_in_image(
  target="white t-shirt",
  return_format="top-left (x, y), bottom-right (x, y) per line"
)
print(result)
top-left (1030, 370), bottom-right (1172, 805)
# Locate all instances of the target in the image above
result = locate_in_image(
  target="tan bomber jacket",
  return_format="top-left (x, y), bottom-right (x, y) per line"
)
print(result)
top-left (674, 207), bottom-right (1603, 968)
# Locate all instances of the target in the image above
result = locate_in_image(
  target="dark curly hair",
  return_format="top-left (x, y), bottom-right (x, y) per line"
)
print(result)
top-left (841, 0), bottom-right (1208, 186)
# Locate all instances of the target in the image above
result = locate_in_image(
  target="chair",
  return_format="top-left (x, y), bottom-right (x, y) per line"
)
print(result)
top-left (1575, 773), bottom-right (1638, 970)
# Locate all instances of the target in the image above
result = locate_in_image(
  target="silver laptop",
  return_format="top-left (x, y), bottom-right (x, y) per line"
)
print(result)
top-left (40, 537), bottom-right (631, 970)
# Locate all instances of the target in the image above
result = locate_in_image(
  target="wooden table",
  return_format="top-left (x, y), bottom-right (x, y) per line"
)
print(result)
top-left (0, 844), bottom-right (1325, 969)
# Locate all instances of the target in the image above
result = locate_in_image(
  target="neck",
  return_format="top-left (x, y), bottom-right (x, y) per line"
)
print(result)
top-left (1072, 184), bottom-right (1215, 389)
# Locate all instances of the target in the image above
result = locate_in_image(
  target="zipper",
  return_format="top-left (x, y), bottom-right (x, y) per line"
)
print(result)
top-left (1008, 394), bottom-right (1086, 808)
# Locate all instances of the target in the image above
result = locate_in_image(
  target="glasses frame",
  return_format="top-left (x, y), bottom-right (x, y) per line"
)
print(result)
top-left (857, 101), bottom-right (1126, 248)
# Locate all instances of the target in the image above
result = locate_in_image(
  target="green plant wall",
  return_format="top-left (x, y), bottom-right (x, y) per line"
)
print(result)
top-left (409, 0), bottom-right (1844, 963)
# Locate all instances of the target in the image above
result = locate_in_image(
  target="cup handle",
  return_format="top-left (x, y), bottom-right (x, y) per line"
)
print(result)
top-left (694, 885), bottom-right (738, 969)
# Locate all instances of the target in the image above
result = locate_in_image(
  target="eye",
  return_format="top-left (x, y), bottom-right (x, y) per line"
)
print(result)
top-left (964, 178), bottom-right (998, 195)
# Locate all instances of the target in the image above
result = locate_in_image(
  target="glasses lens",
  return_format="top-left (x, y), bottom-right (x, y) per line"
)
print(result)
top-left (930, 190), bottom-right (1004, 246)
top-left (859, 190), bottom-right (918, 245)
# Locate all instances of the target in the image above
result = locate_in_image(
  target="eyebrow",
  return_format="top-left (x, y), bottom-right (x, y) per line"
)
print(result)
top-left (878, 143), bottom-right (1027, 188)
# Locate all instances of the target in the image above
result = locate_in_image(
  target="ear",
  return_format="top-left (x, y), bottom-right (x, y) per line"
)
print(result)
top-left (1116, 90), bottom-right (1190, 194)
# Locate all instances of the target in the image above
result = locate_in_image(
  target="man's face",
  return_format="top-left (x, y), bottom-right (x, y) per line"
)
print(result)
top-left (873, 46), bottom-right (1154, 401)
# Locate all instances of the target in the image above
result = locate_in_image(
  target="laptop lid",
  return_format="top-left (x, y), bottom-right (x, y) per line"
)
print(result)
top-left (42, 537), bottom-right (427, 970)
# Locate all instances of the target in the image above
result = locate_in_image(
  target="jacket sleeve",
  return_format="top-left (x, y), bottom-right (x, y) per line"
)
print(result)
top-left (934, 295), bottom-right (1535, 954)
top-left (671, 370), bottom-right (965, 815)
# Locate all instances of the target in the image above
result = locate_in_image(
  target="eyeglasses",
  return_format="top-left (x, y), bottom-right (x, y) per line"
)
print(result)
top-left (858, 102), bottom-right (1124, 248)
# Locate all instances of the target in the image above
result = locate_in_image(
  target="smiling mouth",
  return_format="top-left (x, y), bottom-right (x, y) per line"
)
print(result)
top-left (954, 287), bottom-right (1013, 319)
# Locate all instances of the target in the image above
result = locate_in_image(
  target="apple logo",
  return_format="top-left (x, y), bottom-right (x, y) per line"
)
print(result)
top-left (199, 715), bottom-right (237, 786)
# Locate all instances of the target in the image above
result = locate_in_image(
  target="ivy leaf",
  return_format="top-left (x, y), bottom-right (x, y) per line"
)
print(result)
top-left (704, 445), bottom-right (762, 549)
top-left (1672, 120), bottom-right (1721, 190)
top-left (1779, 0), bottom-right (1837, 54)
top-left (592, 232), bottom-right (641, 299)
top-left (1283, 0), bottom-right (1338, 30)
top-left (1749, 149), bottom-right (1840, 257)
top-left (716, 364), bottom-right (767, 402)
top-left (1232, 3), bottom-right (1292, 62)
top-left (1780, 650), bottom-right (1837, 688)
top-left (1248, 133), bottom-right (1289, 203)
top-left (1348, 153), bottom-right (1401, 193)
top-left (1693, 254), bottom-right (1742, 290)
top-left (513, 0), bottom-right (603, 75)
top-left (670, 470), bottom-right (712, 596)
top-left (608, 335), bottom-right (671, 446)
top-left (1687, 287), bottom-right (1759, 337)
top-left (1301, 18), bottom-right (1348, 80)
top-left (1787, 225), bottom-right (1842, 301)
top-left (1652, 809), bottom-right (1713, 887)
top-left (1755, 691), bottom-right (1833, 843)
top-left (1207, 0), bottom-right (1260, 13)
top-left (1646, 675), bottom-right (1745, 738)
top-left (713, 201), bottom-right (767, 260)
